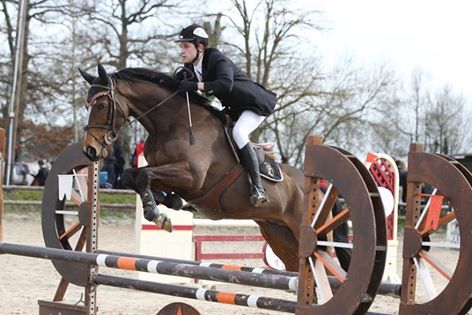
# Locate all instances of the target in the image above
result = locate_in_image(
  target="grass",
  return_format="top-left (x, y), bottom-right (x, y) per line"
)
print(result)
top-left (4, 189), bottom-right (43, 201)
top-left (3, 187), bottom-right (137, 220)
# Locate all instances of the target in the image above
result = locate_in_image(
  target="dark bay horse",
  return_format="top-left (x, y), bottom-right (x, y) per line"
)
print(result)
top-left (79, 64), bottom-right (307, 271)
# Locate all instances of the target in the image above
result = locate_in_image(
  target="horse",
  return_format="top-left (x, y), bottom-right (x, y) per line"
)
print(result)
top-left (79, 64), bottom-right (344, 272)
top-left (10, 160), bottom-right (50, 186)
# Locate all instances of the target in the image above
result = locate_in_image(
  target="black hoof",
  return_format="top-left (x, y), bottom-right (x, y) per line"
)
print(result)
top-left (182, 203), bottom-right (198, 213)
top-left (163, 193), bottom-right (183, 210)
top-left (152, 190), bottom-right (166, 204)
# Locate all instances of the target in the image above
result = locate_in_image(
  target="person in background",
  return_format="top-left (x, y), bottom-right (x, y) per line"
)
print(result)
top-left (396, 160), bottom-right (407, 204)
top-left (113, 139), bottom-right (125, 188)
top-left (101, 146), bottom-right (116, 189)
top-left (33, 160), bottom-right (49, 186)
top-left (133, 139), bottom-right (145, 168)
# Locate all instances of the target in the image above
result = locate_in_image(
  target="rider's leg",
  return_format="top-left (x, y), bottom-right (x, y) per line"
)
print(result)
top-left (232, 110), bottom-right (269, 207)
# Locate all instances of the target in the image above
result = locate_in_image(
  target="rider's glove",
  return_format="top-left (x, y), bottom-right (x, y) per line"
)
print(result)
top-left (179, 80), bottom-right (197, 92)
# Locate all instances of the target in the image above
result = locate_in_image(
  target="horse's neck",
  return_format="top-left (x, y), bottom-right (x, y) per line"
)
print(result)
top-left (124, 85), bottom-right (236, 195)
top-left (127, 88), bottom-right (178, 135)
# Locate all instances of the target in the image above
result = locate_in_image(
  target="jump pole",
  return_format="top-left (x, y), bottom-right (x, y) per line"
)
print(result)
top-left (0, 241), bottom-right (299, 292)
top-left (0, 241), bottom-right (299, 313)
top-left (94, 248), bottom-right (401, 297)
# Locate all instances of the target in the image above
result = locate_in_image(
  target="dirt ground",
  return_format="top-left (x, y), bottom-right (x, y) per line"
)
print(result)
top-left (0, 211), bottom-right (465, 315)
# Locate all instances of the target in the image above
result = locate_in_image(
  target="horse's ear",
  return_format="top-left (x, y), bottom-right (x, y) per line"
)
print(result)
top-left (78, 67), bottom-right (96, 85)
top-left (97, 63), bottom-right (110, 85)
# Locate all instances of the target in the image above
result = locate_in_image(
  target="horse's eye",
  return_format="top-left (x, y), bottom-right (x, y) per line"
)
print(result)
top-left (97, 103), bottom-right (106, 110)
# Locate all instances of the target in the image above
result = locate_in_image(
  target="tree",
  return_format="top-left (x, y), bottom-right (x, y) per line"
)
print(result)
top-left (425, 86), bottom-right (468, 154)
top-left (87, 0), bottom-right (179, 69)
top-left (208, 1), bottom-right (399, 166)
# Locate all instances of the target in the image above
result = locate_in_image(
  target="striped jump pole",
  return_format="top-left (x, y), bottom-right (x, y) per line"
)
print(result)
top-left (0, 242), bottom-right (298, 313)
top-left (0, 242), bottom-right (298, 292)
top-left (98, 249), bottom-right (401, 297)
top-left (92, 273), bottom-right (297, 313)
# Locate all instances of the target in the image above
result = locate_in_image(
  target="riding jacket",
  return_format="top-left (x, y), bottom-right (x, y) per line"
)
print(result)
top-left (176, 48), bottom-right (276, 120)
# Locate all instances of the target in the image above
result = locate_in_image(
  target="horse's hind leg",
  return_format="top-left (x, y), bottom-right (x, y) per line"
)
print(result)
top-left (256, 221), bottom-right (299, 272)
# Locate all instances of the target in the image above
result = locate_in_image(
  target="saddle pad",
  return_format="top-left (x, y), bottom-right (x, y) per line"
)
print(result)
top-left (259, 157), bottom-right (284, 182)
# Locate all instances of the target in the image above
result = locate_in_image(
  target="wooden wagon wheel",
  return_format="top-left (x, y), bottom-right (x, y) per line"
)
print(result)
top-left (41, 143), bottom-right (98, 287)
top-left (296, 136), bottom-right (387, 315)
top-left (400, 144), bottom-right (472, 314)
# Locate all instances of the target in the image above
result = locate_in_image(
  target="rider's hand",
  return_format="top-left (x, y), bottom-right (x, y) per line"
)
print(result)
top-left (179, 80), bottom-right (197, 92)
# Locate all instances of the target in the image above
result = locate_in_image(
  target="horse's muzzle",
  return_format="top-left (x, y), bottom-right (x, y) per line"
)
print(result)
top-left (83, 145), bottom-right (100, 162)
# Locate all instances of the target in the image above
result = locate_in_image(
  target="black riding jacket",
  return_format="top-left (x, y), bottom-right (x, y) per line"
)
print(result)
top-left (176, 48), bottom-right (276, 119)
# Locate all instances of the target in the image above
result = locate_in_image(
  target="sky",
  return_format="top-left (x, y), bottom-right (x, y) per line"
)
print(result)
top-left (309, 0), bottom-right (472, 103)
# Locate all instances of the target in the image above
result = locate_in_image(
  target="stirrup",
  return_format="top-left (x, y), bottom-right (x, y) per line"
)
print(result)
top-left (250, 186), bottom-right (269, 207)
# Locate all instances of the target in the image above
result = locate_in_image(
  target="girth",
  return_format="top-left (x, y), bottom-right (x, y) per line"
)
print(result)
top-left (190, 165), bottom-right (242, 211)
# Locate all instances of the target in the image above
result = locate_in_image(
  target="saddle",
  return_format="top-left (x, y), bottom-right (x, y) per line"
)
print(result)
top-left (186, 105), bottom-right (284, 212)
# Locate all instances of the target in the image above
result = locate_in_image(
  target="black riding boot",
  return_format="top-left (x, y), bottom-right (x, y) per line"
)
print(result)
top-left (239, 143), bottom-right (269, 207)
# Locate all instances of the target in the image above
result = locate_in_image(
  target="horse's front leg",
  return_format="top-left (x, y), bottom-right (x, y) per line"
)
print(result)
top-left (122, 161), bottom-right (196, 232)
top-left (121, 167), bottom-right (174, 232)
top-left (121, 167), bottom-right (183, 210)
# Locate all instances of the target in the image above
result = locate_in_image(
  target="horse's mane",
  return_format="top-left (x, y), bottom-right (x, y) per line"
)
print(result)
top-left (111, 68), bottom-right (209, 105)
top-left (112, 68), bottom-right (179, 89)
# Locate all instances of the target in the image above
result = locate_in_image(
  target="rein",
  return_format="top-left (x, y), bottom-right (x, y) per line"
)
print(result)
top-left (84, 77), bottom-right (179, 148)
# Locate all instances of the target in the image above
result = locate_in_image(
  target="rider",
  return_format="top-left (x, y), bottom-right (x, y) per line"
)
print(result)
top-left (175, 24), bottom-right (277, 207)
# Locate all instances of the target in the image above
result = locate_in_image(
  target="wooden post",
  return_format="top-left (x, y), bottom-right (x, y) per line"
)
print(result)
top-left (296, 135), bottom-right (323, 314)
top-left (0, 128), bottom-right (6, 241)
top-left (85, 162), bottom-right (99, 315)
top-left (400, 143), bottom-right (424, 305)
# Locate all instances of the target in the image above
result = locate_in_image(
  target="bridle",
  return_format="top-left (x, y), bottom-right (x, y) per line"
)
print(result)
top-left (84, 78), bottom-right (124, 148)
top-left (84, 75), bottom-right (179, 150)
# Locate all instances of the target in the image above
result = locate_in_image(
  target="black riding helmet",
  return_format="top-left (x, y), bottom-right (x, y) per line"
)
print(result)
top-left (175, 24), bottom-right (209, 47)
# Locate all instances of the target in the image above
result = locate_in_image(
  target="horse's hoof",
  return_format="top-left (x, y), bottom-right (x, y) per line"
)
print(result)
top-left (153, 214), bottom-right (173, 233)
top-left (182, 203), bottom-right (198, 213)
top-left (163, 193), bottom-right (183, 210)
top-left (152, 190), bottom-right (166, 204)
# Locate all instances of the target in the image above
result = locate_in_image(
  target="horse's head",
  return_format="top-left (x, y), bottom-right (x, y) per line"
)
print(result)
top-left (79, 64), bottom-right (129, 161)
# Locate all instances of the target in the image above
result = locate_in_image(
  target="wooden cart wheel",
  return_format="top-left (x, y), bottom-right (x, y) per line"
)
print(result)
top-left (297, 137), bottom-right (387, 315)
top-left (400, 145), bottom-right (472, 314)
top-left (41, 143), bottom-right (97, 287)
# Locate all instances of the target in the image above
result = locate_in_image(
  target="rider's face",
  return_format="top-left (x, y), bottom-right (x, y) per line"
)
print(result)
top-left (180, 42), bottom-right (198, 64)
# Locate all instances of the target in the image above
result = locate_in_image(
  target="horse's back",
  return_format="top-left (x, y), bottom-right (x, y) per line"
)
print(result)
top-left (279, 163), bottom-right (304, 191)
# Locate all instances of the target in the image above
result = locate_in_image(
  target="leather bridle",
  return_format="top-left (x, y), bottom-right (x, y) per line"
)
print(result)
top-left (83, 78), bottom-right (125, 148)
top-left (83, 75), bottom-right (180, 150)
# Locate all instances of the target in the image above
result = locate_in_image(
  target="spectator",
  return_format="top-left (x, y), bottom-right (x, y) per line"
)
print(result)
top-left (133, 139), bottom-right (145, 167)
top-left (113, 139), bottom-right (125, 188)
top-left (33, 160), bottom-right (49, 186)
top-left (101, 147), bottom-right (116, 189)
top-left (396, 160), bottom-right (407, 204)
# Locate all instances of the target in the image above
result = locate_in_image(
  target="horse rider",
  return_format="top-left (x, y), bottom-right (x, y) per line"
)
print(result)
top-left (175, 24), bottom-right (277, 207)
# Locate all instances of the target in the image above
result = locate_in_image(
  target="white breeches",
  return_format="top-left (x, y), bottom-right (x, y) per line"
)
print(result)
top-left (232, 110), bottom-right (266, 149)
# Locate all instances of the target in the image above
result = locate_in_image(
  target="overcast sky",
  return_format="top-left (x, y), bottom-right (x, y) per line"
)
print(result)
top-left (311, 0), bottom-right (472, 103)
